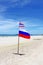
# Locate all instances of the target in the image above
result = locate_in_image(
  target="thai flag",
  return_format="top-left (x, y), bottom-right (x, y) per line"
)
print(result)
top-left (19, 22), bottom-right (24, 28)
top-left (19, 30), bottom-right (30, 39)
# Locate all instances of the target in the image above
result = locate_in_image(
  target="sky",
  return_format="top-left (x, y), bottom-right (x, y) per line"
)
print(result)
top-left (0, 0), bottom-right (43, 34)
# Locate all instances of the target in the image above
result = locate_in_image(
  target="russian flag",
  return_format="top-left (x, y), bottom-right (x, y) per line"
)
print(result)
top-left (19, 30), bottom-right (30, 39)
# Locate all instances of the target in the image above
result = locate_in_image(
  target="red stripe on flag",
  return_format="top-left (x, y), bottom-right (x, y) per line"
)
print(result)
top-left (18, 34), bottom-right (30, 39)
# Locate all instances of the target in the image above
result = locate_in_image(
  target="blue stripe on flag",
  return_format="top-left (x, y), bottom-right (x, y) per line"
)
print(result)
top-left (19, 31), bottom-right (30, 36)
top-left (19, 23), bottom-right (23, 25)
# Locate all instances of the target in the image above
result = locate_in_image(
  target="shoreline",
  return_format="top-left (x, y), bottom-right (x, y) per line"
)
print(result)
top-left (0, 35), bottom-right (43, 46)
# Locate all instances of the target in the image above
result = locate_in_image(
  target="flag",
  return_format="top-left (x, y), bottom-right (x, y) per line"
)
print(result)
top-left (19, 30), bottom-right (30, 39)
top-left (19, 22), bottom-right (24, 28)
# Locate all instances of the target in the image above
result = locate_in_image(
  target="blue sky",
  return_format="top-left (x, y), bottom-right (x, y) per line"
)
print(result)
top-left (0, 0), bottom-right (43, 34)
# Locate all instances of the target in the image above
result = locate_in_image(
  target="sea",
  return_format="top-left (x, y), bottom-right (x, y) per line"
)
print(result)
top-left (0, 34), bottom-right (43, 36)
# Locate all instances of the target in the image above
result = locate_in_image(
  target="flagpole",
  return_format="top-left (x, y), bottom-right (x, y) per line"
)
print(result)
top-left (17, 24), bottom-right (20, 54)
top-left (17, 22), bottom-right (25, 55)
top-left (17, 32), bottom-right (19, 54)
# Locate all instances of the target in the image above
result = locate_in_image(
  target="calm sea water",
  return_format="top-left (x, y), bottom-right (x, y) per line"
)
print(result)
top-left (0, 34), bottom-right (18, 36)
top-left (0, 34), bottom-right (43, 36)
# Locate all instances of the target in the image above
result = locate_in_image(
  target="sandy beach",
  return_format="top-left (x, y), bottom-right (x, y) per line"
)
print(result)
top-left (0, 35), bottom-right (43, 65)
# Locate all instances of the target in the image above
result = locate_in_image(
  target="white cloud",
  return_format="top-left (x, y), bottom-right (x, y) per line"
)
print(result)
top-left (0, 0), bottom-right (31, 8)
top-left (0, 16), bottom-right (43, 34)
top-left (0, 0), bottom-right (31, 13)
top-left (9, 0), bottom-right (31, 7)
top-left (37, 27), bottom-right (43, 30)
top-left (27, 24), bottom-right (39, 27)
top-left (24, 21), bottom-right (40, 28)
top-left (0, 19), bottom-right (18, 32)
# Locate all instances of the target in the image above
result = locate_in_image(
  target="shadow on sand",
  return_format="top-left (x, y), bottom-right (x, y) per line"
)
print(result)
top-left (33, 39), bottom-right (42, 40)
top-left (13, 53), bottom-right (25, 56)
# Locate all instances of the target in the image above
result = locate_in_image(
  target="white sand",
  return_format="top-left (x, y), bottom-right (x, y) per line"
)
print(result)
top-left (0, 36), bottom-right (43, 65)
